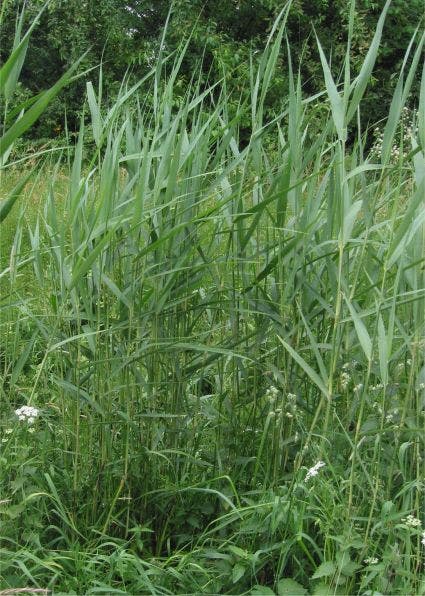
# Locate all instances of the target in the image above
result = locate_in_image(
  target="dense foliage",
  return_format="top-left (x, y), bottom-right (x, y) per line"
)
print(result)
top-left (1, 2), bottom-right (425, 593)
top-left (1, 0), bottom-right (424, 141)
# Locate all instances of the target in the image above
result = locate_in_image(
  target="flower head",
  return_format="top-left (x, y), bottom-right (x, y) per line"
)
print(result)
top-left (305, 461), bottom-right (326, 482)
top-left (401, 514), bottom-right (422, 528)
top-left (14, 405), bottom-right (39, 425)
top-left (340, 371), bottom-right (351, 390)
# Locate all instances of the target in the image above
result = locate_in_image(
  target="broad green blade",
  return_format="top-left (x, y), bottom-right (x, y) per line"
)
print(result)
top-left (0, 54), bottom-right (86, 159)
top-left (86, 81), bottom-right (103, 148)
top-left (344, 296), bottom-right (372, 361)
top-left (346, 0), bottom-right (391, 123)
top-left (0, 3), bottom-right (48, 100)
top-left (316, 35), bottom-right (346, 141)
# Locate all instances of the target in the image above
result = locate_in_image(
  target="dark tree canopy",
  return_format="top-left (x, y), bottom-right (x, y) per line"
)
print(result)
top-left (1, 0), bottom-right (423, 140)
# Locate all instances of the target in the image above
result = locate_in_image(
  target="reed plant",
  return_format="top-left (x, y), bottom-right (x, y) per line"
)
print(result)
top-left (0, 2), bottom-right (424, 593)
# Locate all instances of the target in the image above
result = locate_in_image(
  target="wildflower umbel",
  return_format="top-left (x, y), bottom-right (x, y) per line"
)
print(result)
top-left (305, 461), bottom-right (326, 482)
top-left (15, 405), bottom-right (39, 425)
top-left (401, 514), bottom-right (422, 528)
top-left (340, 371), bottom-right (351, 390)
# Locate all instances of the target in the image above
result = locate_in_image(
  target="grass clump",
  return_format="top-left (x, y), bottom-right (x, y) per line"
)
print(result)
top-left (1, 4), bottom-right (425, 594)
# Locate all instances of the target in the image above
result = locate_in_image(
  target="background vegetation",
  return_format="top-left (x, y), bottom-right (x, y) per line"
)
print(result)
top-left (0, 0), bottom-right (424, 142)
top-left (0, 1), bottom-right (424, 594)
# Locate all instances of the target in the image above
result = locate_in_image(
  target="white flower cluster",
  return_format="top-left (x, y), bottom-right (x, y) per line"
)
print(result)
top-left (370, 107), bottom-right (418, 161)
top-left (285, 392), bottom-right (298, 419)
top-left (268, 391), bottom-right (299, 423)
top-left (422, 530), bottom-right (425, 546)
top-left (364, 557), bottom-right (379, 565)
top-left (402, 514), bottom-right (422, 528)
top-left (370, 383), bottom-right (384, 392)
top-left (266, 386), bottom-right (279, 403)
top-left (15, 405), bottom-right (39, 425)
top-left (340, 371), bottom-right (351, 390)
top-left (305, 460), bottom-right (326, 482)
top-left (1, 428), bottom-right (13, 443)
top-left (372, 401), bottom-right (383, 415)
top-left (385, 408), bottom-right (399, 423)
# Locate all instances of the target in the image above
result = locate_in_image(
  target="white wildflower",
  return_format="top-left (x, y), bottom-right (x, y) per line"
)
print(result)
top-left (305, 461), bottom-right (326, 482)
top-left (364, 557), bottom-right (379, 565)
top-left (266, 386), bottom-right (279, 403)
top-left (340, 372), bottom-right (351, 390)
top-left (14, 406), bottom-right (39, 425)
top-left (401, 514), bottom-right (422, 528)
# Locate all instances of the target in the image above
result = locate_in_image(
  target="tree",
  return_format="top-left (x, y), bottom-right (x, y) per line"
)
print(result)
top-left (1, 0), bottom-right (423, 141)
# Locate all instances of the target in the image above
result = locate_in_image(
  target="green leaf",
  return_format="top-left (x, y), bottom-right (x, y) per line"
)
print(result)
top-left (228, 545), bottom-right (248, 558)
top-left (232, 562), bottom-right (246, 583)
top-left (67, 221), bottom-right (122, 291)
top-left (316, 35), bottom-right (346, 141)
top-left (277, 578), bottom-right (307, 595)
top-left (312, 560), bottom-right (336, 579)
top-left (346, 0), bottom-right (391, 123)
top-left (336, 551), bottom-right (360, 576)
top-left (340, 559), bottom-right (361, 576)
top-left (387, 180), bottom-right (425, 267)
top-left (381, 500), bottom-right (394, 517)
top-left (277, 336), bottom-right (331, 400)
top-left (381, 30), bottom-right (425, 164)
top-left (0, 53), bottom-right (86, 159)
top-left (377, 315), bottom-right (388, 385)
top-left (0, 3), bottom-right (48, 100)
top-left (313, 583), bottom-right (344, 596)
top-left (418, 59), bottom-right (425, 150)
top-left (251, 587), bottom-right (275, 595)
top-left (86, 81), bottom-right (102, 147)
top-left (3, 9), bottom-right (28, 101)
top-left (10, 331), bottom-right (38, 386)
top-left (341, 200), bottom-right (362, 245)
top-left (312, 583), bottom-right (330, 596)
top-left (343, 296), bottom-right (372, 361)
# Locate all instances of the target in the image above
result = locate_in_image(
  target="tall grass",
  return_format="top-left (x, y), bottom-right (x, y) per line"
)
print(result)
top-left (1, 4), bottom-right (424, 594)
